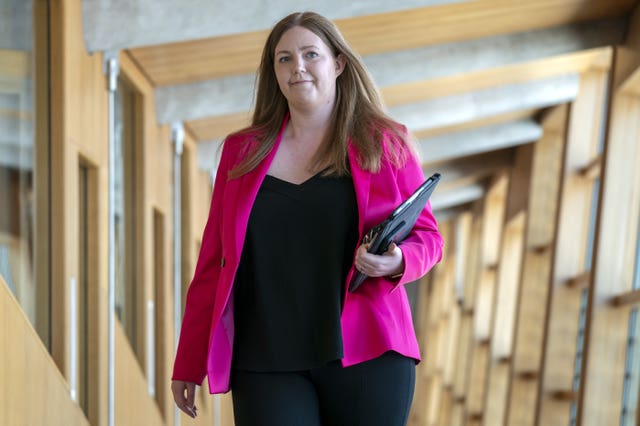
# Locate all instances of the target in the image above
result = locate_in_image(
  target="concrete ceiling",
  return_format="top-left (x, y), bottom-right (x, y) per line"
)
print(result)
top-left (78, 0), bottom-right (636, 216)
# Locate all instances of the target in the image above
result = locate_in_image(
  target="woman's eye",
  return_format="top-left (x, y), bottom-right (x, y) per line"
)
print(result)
top-left (306, 51), bottom-right (318, 58)
top-left (278, 56), bottom-right (290, 63)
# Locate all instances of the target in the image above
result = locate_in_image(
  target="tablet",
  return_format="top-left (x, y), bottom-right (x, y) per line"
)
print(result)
top-left (349, 172), bottom-right (441, 292)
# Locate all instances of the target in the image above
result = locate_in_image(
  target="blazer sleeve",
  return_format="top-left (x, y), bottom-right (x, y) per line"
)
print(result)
top-left (172, 139), bottom-right (234, 384)
top-left (389, 140), bottom-right (444, 288)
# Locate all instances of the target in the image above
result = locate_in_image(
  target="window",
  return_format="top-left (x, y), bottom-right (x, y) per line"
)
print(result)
top-left (570, 288), bottom-right (589, 425)
top-left (0, 0), bottom-right (51, 347)
top-left (77, 164), bottom-right (89, 412)
top-left (76, 160), bottom-right (99, 416)
top-left (621, 309), bottom-right (640, 425)
top-left (569, 172), bottom-right (600, 423)
top-left (585, 178), bottom-right (600, 271)
top-left (633, 214), bottom-right (640, 291)
top-left (114, 77), bottom-right (139, 356)
top-left (153, 209), bottom-right (166, 409)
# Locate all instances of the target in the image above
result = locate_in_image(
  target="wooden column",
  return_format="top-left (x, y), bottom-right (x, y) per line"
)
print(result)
top-left (484, 143), bottom-right (533, 425)
top-left (506, 105), bottom-right (568, 426)
top-left (580, 6), bottom-right (640, 423)
top-left (465, 173), bottom-right (508, 422)
top-left (537, 69), bottom-right (609, 425)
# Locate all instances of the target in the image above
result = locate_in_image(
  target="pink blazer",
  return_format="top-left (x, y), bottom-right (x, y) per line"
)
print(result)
top-left (172, 117), bottom-right (443, 393)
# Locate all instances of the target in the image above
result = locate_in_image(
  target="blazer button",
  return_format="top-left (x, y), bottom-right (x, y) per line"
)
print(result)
top-left (220, 257), bottom-right (225, 267)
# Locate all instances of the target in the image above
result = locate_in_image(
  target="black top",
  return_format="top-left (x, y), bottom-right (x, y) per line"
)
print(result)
top-left (233, 172), bottom-right (359, 371)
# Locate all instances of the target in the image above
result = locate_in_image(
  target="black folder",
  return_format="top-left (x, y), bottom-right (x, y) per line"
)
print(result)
top-left (348, 172), bottom-right (441, 292)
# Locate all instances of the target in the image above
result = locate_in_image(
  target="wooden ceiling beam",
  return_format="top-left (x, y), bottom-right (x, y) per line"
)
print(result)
top-left (381, 48), bottom-right (612, 107)
top-left (128, 0), bottom-right (630, 86)
top-left (185, 48), bottom-right (608, 142)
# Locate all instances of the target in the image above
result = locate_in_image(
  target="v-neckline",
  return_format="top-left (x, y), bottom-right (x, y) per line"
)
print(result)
top-left (265, 169), bottom-right (326, 187)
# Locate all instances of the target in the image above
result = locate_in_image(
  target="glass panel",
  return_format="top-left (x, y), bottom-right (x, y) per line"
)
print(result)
top-left (621, 309), bottom-right (640, 425)
top-left (180, 148), bottom-right (189, 318)
top-left (153, 210), bottom-right (165, 407)
top-left (0, 0), bottom-right (50, 345)
top-left (597, 73), bottom-right (611, 155)
top-left (633, 213), bottom-right (640, 291)
top-left (585, 178), bottom-right (600, 271)
top-left (570, 288), bottom-right (589, 425)
top-left (114, 77), bottom-right (138, 353)
top-left (77, 163), bottom-right (89, 414)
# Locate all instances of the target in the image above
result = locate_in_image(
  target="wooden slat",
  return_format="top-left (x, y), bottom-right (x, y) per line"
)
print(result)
top-left (128, 0), bottom-right (632, 87)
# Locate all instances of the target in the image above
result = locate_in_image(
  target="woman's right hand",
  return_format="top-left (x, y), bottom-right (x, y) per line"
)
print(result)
top-left (171, 380), bottom-right (198, 418)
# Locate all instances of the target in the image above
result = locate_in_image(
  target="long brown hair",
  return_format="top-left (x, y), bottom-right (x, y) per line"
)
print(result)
top-left (228, 11), bottom-right (410, 179)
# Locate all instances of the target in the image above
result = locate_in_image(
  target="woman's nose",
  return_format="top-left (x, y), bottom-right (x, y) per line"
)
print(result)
top-left (292, 56), bottom-right (305, 73)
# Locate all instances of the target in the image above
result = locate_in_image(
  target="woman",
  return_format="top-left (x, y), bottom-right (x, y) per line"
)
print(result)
top-left (171, 11), bottom-right (443, 426)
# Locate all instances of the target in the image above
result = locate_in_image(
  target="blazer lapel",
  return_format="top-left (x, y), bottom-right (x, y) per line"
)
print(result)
top-left (226, 118), bottom-right (289, 266)
top-left (348, 144), bottom-right (371, 238)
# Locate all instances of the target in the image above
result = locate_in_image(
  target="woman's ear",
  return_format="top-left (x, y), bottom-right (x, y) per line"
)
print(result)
top-left (335, 53), bottom-right (346, 77)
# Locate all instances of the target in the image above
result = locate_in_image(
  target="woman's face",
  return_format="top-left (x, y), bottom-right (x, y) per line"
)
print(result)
top-left (273, 26), bottom-right (345, 112)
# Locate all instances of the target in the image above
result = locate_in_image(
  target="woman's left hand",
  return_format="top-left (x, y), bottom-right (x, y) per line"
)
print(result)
top-left (355, 242), bottom-right (404, 278)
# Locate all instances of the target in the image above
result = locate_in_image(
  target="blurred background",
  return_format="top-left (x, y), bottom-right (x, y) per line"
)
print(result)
top-left (1, 0), bottom-right (640, 424)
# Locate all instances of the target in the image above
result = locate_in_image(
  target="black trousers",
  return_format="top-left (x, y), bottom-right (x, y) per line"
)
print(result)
top-left (230, 351), bottom-right (416, 426)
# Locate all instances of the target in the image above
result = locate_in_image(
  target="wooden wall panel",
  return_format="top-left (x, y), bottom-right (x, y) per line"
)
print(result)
top-left (47, 1), bottom-right (223, 424)
top-left (1, 277), bottom-right (88, 426)
top-left (50, 0), bottom-right (109, 424)
top-left (114, 321), bottom-right (163, 425)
